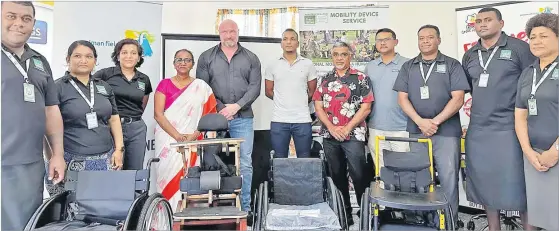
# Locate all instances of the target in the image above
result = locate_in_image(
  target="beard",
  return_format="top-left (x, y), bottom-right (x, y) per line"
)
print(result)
top-left (223, 40), bottom-right (237, 47)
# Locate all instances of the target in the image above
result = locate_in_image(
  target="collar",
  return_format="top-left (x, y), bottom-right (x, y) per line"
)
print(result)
top-left (412, 51), bottom-right (445, 64)
top-left (279, 53), bottom-right (304, 62)
top-left (375, 52), bottom-right (401, 66)
top-left (529, 55), bottom-right (559, 69)
top-left (61, 71), bottom-right (99, 83)
top-left (216, 42), bottom-right (244, 55)
top-left (110, 66), bottom-right (145, 80)
top-left (1, 43), bottom-right (40, 61)
top-left (470, 31), bottom-right (509, 52)
top-left (330, 66), bottom-right (359, 78)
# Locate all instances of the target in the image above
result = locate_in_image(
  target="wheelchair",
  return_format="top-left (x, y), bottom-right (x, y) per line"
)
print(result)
top-left (360, 136), bottom-right (455, 231)
top-left (252, 150), bottom-right (349, 230)
top-left (25, 158), bottom-right (174, 231)
top-left (170, 113), bottom-right (248, 230)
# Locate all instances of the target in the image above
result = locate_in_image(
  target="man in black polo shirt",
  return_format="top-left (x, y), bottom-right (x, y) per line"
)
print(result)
top-left (393, 24), bottom-right (470, 222)
top-left (1, 1), bottom-right (66, 230)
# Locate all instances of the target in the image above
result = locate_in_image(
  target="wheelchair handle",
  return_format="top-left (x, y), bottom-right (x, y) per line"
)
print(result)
top-left (147, 157), bottom-right (160, 170)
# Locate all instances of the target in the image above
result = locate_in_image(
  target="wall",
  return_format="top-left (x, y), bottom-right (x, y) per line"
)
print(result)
top-left (162, 1), bottom-right (497, 60)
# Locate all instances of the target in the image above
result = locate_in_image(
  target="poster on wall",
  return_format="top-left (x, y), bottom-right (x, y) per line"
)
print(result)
top-left (298, 6), bottom-right (390, 77)
top-left (455, 1), bottom-right (558, 212)
top-left (26, 2), bottom-right (53, 64)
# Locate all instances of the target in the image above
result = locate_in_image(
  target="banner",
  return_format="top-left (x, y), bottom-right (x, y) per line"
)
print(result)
top-left (27, 2), bottom-right (53, 64)
top-left (298, 6), bottom-right (390, 76)
top-left (455, 2), bottom-right (558, 212)
top-left (52, 2), bottom-right (162, 192)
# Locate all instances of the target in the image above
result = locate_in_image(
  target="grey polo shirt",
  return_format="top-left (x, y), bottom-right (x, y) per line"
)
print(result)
top-left (515, 57), bottom-right (559, 151)
top-left (1, 44), bottom-right (59, 166)
top-left (462, 32), bottom-right (536, 131)
top-left (365, 53), bottom-right (409, 131)
top-left (265, 55), bottom-right (317, 123)
top-left (196, 43), bottom-right (262, 118)
top-left (56, 73), bottom-right (119, 155)
top-left (393, 51), bottom-right (470, 137)
top-left (93, 66), bottom-right (153, 118)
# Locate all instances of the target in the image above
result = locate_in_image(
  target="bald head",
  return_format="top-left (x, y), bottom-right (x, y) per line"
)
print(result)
top-left (218, 19), bottom-right (239, 48)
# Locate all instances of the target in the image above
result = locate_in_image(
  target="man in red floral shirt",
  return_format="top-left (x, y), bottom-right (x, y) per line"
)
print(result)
top-left (312, 41), bottom-right (374, 226)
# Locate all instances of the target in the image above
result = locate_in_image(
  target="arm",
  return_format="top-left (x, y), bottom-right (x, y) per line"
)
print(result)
top-left (345, 102), bottom-right (371, 130)
top-left (433, 62), bottom-right (470, 124)
top-left (461, 53), bottom-right (473, 94)
top-left (197, 53), bottom-right (225, 111)
top-left (514, 108), bottom-right (533, 154)
top-left (433, 90), bottom-right (464, 124)
top-left (45, 106), bottom-right (64, 159)
top-left (142, 95), bottom-right (150, 110)
top-left (142, 76), bottom-right (153, 110)
top-left (154, 91), bottom-right (183, 141)
top-left (307, 63), bottom-right (319, 103)
top-left (314, 101), bottom-right (335, 130)
top-left (107, 87), bottom-right (124, 154)
top-left (265, 80), bottom-right (274, 100)
top-left (236, 56), bottom-right (262, 109)
top-left (398, 92), bottom-right (423, 124)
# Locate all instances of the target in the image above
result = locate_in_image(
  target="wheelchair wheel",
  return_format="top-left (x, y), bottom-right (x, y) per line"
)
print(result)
top-left (253, 182), bottom-right (264, 231)
top-left (359, 187), bottom-right (370, 231)
top-left (336, 189), bottom-right (348, 230)
top-left (136, 193), bottom-right (173, 231)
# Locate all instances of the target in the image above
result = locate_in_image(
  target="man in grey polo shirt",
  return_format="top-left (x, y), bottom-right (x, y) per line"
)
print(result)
top-left (393, 24), bottom-right (470, 222)
top-left (1, 1), bottom-right (66, 230)
top-left (197, 19), bottom-right (261, 212)
top-left (365, 28), bottom-right (410, 169)
top-left (265, 28), bottom-right (317, 158)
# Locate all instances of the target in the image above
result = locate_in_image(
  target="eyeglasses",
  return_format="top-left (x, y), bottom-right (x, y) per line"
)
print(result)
top-left (332, 52), bottom-right (350, 58)
top-left (375, 38), bottom-right (393, 43)
top-left (174, 58), bottom-right (193, 64)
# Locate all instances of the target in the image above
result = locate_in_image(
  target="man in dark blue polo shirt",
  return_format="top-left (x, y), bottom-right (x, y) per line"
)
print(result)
top-left (1, 1), bottom-right (66, 230)
top-left (393, 24), bottom-right (470, 223)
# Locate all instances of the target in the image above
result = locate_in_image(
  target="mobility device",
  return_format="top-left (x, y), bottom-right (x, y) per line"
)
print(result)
top-left (252, 150), bottom-right (349, 230)
top-left (170, 113), bottom-right (248, 230)
top-left (360, 136), bottom-right (455, 231)
top-left (25, 158), bottom-right (173, 231)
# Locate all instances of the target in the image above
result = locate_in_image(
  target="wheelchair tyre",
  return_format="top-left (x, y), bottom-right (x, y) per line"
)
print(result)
top-left (261, 181), bottom-right (269, 229)
top-left (359, 187), bottom-right (370, 231)
top-left (253, 183), bottom-right (264, 231)
top-left (336, 189), bottom-right (348, 230)
top-left (136, 193), bottom-right (173, 231)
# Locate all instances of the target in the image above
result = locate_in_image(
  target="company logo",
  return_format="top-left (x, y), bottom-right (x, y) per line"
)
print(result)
top-left (125, 30), bottom-right (155, 57)
top-left (461, 14), bottom-right (476, 34)
top-left (539, 7), bottom-right (552, 14)
top-left (463, 97), bottom-right (472, 117)
top-left (28, 20), bottom-right (47, 45)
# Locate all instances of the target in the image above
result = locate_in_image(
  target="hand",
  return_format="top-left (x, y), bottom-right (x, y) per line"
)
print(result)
top-left (417, 118), bottom-right (438, 137)
top-left (219, 104), bottom-right (241, 120)
top-left (328, 126), bottom-right (346, 142)
top-left (539, 149), bottom-right (558, 168)
top-left (526, 149), bottom-right (549, 172)
top-left (185, 132), bottom-right (200, 141)
top-left (111, 149), bottom-right (124, 170)
top-left (339, 126), bottom-right (352, 138)
top-left (48, 155), bottom-right (66, 184)
top-left (174, 133), bottom-right (188, 142)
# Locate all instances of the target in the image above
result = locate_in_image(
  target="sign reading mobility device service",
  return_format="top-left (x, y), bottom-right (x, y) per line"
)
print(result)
top-left (298, 6), bottom-right (390, 77)
top-left (455, 2), bottom-right (558, 213)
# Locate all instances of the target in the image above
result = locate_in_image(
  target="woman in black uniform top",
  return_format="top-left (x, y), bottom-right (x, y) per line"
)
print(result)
top-left (94, 39), bottom-right (153, 170)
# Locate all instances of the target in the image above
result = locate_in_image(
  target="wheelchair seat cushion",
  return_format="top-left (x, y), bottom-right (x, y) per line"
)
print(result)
top-left (272, 158), bottom-right (324, 205)
top-left (33, 221), bottom-right (117, 231)
top-left (265, 202), bottom-right (341, 230)
top-left (197, 113), bottom-right (228, 132)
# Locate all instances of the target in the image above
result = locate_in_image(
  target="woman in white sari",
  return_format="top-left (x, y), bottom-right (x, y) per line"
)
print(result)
top-left (154, 49), bottom-right (217, 211)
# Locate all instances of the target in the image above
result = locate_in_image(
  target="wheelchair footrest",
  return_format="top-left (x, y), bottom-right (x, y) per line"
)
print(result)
top-left (174, 206), bottom-right (248, 220)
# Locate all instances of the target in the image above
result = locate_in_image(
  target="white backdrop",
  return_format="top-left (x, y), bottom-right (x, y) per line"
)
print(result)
top-left (162, 35), bottom-right (282, 131)
top-left (27, 2), bottom-right (53, 64)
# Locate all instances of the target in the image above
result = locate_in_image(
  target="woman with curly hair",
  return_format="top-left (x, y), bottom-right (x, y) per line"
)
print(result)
top-left (514, 12), bottom-right (559, 230)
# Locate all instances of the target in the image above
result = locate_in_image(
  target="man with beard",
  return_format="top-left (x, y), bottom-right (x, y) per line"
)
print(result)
top-left (1, 1), bottom-right (66, 230)
top-left (461, 7), bottom-right (536, 230)
top-left (196, 19), bottom-right (262, 213)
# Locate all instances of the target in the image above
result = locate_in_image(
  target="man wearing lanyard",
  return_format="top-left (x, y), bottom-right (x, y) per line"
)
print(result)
top-left (1, 1), bottom-right (66, 230)
top-left (393, 24), bottom-right (470, 223)
top-left (461, 8), bottom-right (536, 230)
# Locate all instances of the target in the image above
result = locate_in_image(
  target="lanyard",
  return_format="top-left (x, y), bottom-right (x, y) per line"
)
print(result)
top-left (477, 47), bottom-right (499, 73)
top-left (531, 62), bottom-right (558, 98)
top-left (2, 48), bottom-right (30, 83)
top-left (419, 62), bottom-right (435, 85)
top-left (69, 79), bottom-right (95, 112)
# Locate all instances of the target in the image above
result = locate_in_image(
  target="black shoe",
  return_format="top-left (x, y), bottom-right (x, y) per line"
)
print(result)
top-left (346, 216), bottom-right (355, 227)
top-left (247, 211), bottom-right (254, 227)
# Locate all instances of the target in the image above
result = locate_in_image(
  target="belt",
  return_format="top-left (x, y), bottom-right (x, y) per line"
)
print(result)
top-left (120, 117), bottom-right (142, 124)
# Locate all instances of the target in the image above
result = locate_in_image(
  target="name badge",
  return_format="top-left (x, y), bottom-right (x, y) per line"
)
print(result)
top-left (138, 81), bottom-right (146, 91)
top-left (96, 85), bottom-right (108, 95)
top-left (528, 99), bottom-right (538, 116)
top-left (420, 86), bottom-right (430, 99)
top-left (499, 50), bottom-right (512, 59)
top-left (86, 112), bottom-right (99, 129)
top-left (479, 73), bottom-right (489, 88)
top-left (552, 69), bottom-right (559, 79)
top-left (436, 64), bottom-right (446, 73)
top-left (32, 58), bottom-right (45, 73)
top-left (23, 83), bottom-right (36, 103)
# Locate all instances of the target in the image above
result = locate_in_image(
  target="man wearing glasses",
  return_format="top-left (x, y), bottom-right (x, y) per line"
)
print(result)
top-left (313, 41), bottom-right (374, 226)
top-left (364, 28), bottom-right (410, 171)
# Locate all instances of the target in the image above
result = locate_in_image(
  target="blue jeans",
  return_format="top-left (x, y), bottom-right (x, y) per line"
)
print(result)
top-left (229, 117), bottom-right (254, 211)
top-left (270, 122), bottom-right (312, 158)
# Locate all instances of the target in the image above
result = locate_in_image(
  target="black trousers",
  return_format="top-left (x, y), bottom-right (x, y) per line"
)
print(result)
top-left (122, 119), bottom-right (147, 170)
top-left (323, 138), bottom-right (373, 216)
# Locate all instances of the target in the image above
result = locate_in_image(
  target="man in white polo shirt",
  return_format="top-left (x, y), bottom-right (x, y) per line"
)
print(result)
top-left (265, 28), bottom-right (318, 158)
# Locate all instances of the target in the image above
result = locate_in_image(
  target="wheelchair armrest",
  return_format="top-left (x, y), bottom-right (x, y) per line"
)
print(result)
top-left (25, 191), bottom-right (70, 231)
top-left (369, 184), bottom-right (448, 211)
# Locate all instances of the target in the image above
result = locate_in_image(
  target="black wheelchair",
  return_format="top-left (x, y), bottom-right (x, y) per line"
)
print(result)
top-left (360, 136), bottom-right (455, 231)
top-left (25, 158), bottom-right (173, 231)
top-left (252, 150), bottom-right (348, 230)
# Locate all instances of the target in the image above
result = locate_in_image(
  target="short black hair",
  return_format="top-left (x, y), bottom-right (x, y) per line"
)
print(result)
top-left (418, 24), bottom-right (440, 38)
top-left (111, 38), bottom-right (144, 68)
top-left (66, 40), bottom-right (97, 62)
top-left (525, 13), bottom-right (559, 37)
top-left (478, 7), bottom-right (502, 21)
top-left (282, 28), bottom-right (299, 40)
top-left (174, 49), bottom-right (195, 65)
top-left (376, 28), bottom-right (397, 40)
top-left (1, 1), bottom-right (35, 17)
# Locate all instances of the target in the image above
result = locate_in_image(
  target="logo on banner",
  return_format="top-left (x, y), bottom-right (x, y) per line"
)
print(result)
top-left (28, 20), bottom-right (47, 44)
top-left (125, 30), bottom-right (155, 57)
top-left (461, 14), bottom-right (476, 34)
top-left (539, 7), bottom-right (552, 13)
top-left (463, 98), bottom-right (472, 117)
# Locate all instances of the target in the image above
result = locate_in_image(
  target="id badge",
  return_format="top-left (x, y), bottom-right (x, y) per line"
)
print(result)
top-left (420, 86), bottom-right (430, 100)
top-left (137, 81), bottom-right (146, 91)
top-left (478, 73), bottom-right (489, 88)
top-left (23, 83), bottom-right (36, 103)
top-left (528, 99), bottom-right (538, 116)
top-left (86, 112), bottom-right (99, 129)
